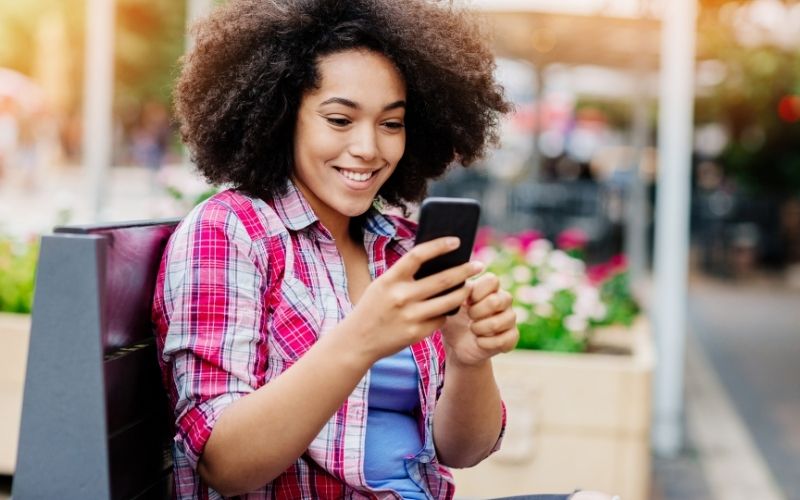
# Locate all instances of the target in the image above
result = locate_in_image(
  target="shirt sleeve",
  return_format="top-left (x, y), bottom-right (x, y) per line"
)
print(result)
top-left (159, 200), bottom-right (268, 470)
top-left (489, 400), bottom-right (507, 454)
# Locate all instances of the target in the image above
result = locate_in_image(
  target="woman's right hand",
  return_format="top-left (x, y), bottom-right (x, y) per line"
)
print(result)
top-left (342, 236), bottom-right (484, 364)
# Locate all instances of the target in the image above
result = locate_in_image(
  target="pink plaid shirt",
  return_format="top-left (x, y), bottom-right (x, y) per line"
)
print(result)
top-left (153, 181), bottom-right (504, 499)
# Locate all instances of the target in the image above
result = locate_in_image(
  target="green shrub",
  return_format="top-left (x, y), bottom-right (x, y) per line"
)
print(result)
top-left (0, 235), bottom-right (39, 314)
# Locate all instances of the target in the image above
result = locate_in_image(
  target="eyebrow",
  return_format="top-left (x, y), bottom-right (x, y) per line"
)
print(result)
top-left (319, 97), bottom-right (406, 111)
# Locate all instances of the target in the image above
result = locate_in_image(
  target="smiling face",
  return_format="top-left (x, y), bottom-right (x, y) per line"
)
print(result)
top-left (292, 49), bottom-right (407, 236)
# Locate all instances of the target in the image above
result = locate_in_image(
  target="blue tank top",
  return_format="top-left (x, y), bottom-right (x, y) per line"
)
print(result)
top-left (364, 347), bottom-right (428, 499)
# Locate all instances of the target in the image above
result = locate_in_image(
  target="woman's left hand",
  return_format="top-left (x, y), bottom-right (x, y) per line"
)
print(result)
top-left (441, 272), bottom-right (519, 367)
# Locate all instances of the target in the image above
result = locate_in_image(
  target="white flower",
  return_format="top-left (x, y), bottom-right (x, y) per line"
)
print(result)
top-left (572, 283), bottom-right (608, 321)
top-left (573, 299), bottom-right (591, 318)
top-left (564, 315), bottom-right (588, 333)
top-left (516, 285), bottom-right (552, 305)
top-left (513, 306), bottom-right (530, 323)
top-left (531, 238), bottom-right (553, 253)
top-left (512, 265), bottom-right (533, 283)
top-left (534, 302), bottom-right (554, 318)
top-left (525, 239), bottom-right (552, 266)
top-left (573, 285), bottom-right (600, 316)
top-left (515, 285), bottom-right (537, 305)
top-left (544, 271), bottom-right (576, 291)
top-left (567, 257), bottom-right (586, 275)
top-left (590, 302), bottom-right (608, 321)
top-left (575, 283), bottom-right (599, 302)
top-left (548, 249), bottom-right (574, 273)
top-left (499, 274), bottom-right (514, 290)
top-left (475, 247), bottom-right (498, 264)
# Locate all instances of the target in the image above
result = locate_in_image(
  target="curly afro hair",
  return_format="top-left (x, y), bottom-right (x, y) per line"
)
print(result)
top-left (175, 0), bottom-right (510, 207)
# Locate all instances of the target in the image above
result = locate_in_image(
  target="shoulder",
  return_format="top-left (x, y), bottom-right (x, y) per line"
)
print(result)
top-left (176, 189), bottom-right (287, 243)
top-left (165, 190), bottom-right (291, 269)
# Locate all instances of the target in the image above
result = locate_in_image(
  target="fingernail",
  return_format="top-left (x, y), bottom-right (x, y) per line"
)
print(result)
top-left (471, 261), bottom-right (485, 272)
top-left (446, 237), bottom-right (460, 248)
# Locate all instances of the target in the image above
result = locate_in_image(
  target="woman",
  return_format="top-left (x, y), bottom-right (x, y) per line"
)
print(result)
top-left (153, 1), bottom-right (611, 498)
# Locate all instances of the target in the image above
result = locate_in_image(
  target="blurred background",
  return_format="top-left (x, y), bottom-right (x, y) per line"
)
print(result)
top-left (1, 0), bottom-right (800, 499)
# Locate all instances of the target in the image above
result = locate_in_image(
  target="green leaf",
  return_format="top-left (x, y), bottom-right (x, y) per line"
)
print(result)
top-left (0, 235), bottom-right (39, 314)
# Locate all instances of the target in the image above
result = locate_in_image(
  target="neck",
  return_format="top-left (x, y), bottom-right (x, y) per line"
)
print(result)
top-left (291, 176), bottom-right (357, 244)
top-left (320, 212), bottom-right (351, 244)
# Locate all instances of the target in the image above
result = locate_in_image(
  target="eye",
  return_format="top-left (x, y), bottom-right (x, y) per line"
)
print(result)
top-left (325, 117), bottom-right (351, 127)
top-left (382, 121), bottom-right (405, 131)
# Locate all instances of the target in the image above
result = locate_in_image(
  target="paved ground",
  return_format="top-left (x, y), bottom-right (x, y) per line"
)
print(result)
top-left (689, 276), bottom-right (800, 500)
top-left (642, 272), bottom-right (800, 500)
top-left (650, 452), bottom-right (712, 500)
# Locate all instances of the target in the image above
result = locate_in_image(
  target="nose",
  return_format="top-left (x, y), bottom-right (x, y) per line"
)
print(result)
top-left (348, 123), bottom-right (378, 162)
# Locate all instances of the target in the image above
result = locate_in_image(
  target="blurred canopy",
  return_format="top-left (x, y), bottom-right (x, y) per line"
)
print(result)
top-left (0, 0), bottom-right (185, 115)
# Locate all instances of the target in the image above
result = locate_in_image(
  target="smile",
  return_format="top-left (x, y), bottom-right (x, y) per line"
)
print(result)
top-left (336, 168), bottom-right (377, 182)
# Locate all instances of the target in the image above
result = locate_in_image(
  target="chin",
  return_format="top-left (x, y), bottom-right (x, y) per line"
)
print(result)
top-left (339, 190), bottom-right (379, 213)
top-left (340, 201), bottom-right (374, 218)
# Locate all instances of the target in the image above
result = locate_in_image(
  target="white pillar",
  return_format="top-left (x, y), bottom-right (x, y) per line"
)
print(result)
top-left (652, 0), bottom-right (697, 457)
top-left (83, 0), bottom-right (116, 220)
top-left (186, 0), bottom-right (214, 51)
top-left (625, 64), bottom-right (651, 285)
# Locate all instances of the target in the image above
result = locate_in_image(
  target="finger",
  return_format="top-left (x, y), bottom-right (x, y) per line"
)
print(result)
top-left (387, 237), bottom-right (461, 278)
top-left (470, 308), bottom-right (518, 337)
top-left (468, 272), bottom-right (501, 305)
top-left (475, 327), bottom-right (519, 353)
top-left (410, 282), bottom-right (473, 320)
top-left (467, 290), bottom-right (513, 321)
top-left (411, 260), bottom-right (484, 301)
top-left (404, 316), bottom-right (447, 344)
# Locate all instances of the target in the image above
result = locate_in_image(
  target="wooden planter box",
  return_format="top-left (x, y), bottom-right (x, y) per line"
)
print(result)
top-left (0, 312), bottom-right (31, 475)
top-left (452, 316), bottom-right (654, 500)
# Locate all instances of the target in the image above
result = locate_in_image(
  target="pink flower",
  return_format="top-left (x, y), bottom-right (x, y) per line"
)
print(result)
top-left (502, 236), bottom-right (522, 252)
top-left (503, 229), bottom-right (543, 253)
top-left (556, 228), bottom-right (588, 250)
top-left (608, 253), bottom-right (628, 273)
top-left (586, 254), bottom-right (629, 285)
top-left (474, 227), bottom-right (495, 252)
top-left (587, 263), bottom-right (611, 285)
top-left (516, 230), bottom-right (544, 252)
top-left (474, 246), bottom-right (498, 265)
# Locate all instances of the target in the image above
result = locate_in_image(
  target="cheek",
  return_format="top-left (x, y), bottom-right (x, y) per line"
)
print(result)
top-left (383, 133), bottom-right (406, 165)
top-left (295, 122), bottom-right (343, 165)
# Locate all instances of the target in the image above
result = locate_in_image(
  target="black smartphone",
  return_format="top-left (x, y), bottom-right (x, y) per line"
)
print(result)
top-left (413, 197), bottom-right (481, 315)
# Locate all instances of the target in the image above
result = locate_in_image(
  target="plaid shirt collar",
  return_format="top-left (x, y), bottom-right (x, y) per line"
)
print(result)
top-left (270, 179), bottom-right (412, 242)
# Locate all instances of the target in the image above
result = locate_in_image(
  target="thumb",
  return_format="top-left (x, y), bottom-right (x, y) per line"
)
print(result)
top-left (465, 280), bottom-right (478, 305)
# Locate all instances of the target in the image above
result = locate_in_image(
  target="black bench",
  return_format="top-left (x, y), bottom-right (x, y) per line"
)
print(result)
top-left (13, 219), bottom-right (180, 499)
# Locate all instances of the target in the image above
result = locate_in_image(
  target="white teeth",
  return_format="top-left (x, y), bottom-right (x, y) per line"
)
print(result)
top-left (339, 169), bottom-right (374, 182)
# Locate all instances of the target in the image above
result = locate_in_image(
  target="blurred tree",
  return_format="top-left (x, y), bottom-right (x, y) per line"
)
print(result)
top-left (696, 0), bottom-right (800, 195)
top-left (0, 0), bottom-right (185, 113)
top-left (0, 0), bottom-right (85, 113)
top-left (115, 0), bottom-right (185, 109)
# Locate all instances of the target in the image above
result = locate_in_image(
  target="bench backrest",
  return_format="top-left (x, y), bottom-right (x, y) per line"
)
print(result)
top-left (13, 219), bottom-right (180, 500)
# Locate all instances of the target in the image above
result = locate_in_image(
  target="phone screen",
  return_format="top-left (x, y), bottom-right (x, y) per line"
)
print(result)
top-left (413, 197), bottom-right (481, 314)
